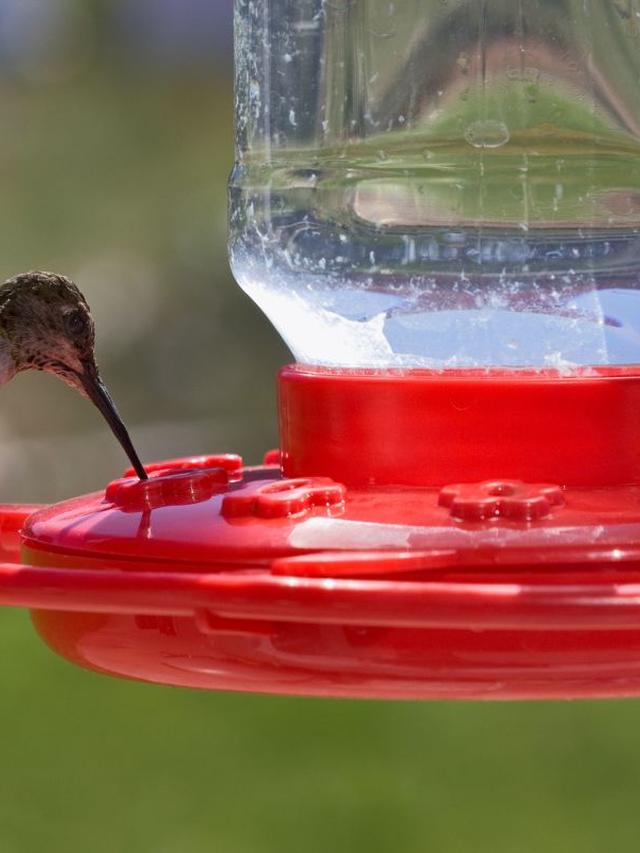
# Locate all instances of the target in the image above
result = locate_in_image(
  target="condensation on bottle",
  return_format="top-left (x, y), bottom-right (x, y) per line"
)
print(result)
top-left (229, 0), bottom-right (640, 369)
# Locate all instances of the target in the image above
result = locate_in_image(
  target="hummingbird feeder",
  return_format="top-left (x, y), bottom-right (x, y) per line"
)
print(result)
top-left (3, 0), bottom-right (640, 700)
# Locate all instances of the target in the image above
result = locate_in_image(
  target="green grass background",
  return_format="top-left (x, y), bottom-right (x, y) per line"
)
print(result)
top-left (0, 7), bottom-right (639, 853)
top-left (3, 606), bottom-right (640, 853)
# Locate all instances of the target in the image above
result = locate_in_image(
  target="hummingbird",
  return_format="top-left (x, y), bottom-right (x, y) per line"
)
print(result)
top-left (0, 270), bottom-right (147, 480)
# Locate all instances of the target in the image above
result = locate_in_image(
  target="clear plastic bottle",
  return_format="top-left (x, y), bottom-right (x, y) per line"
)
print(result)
top-left (229, 0), bottom-right (640, 368)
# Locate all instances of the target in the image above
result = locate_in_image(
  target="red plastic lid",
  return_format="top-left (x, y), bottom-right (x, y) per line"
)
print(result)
top-left (21, 454), bottom-right (348, 567)
top-left (18, 451), bottom-right (640, 574)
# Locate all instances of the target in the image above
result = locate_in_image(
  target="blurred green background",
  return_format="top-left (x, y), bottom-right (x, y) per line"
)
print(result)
top-left (0, 3), bottom-right (638, 852)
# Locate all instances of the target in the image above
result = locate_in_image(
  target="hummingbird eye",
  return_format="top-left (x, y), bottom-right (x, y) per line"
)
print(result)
top-left (64, 310), bottom-right (88, 338)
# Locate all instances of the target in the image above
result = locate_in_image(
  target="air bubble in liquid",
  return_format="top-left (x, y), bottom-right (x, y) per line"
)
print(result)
top-left (464, 120), bottom-right (510, 149)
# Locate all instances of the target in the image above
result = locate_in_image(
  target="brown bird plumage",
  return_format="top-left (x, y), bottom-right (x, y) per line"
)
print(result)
top-left (0, 271), bottom-right (147, 480)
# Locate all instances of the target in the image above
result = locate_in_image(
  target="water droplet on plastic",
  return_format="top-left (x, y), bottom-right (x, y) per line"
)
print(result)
top-left (464, 120), bottom-right (510, 149)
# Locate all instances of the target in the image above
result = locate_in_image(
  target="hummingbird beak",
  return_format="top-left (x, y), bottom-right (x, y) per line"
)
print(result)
top-left (79, 362), bottom-right (148, 481)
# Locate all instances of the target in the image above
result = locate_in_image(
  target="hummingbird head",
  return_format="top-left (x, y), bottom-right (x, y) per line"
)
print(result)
top-left (0, 271), bottom-right (96, 387)
top-left (0, 271), bottom-right (147, 480)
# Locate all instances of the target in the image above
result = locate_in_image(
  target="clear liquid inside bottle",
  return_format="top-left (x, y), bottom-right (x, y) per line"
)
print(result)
top-left (230, 0), bottom-right (640, 368)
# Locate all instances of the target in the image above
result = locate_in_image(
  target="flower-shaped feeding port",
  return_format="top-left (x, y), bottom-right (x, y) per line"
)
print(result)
top-left (439, 480), bottom-right (565, 523)
top-left (222, 477), bottom-right (346, 520)
top-left (109, 455), bottom-right (245, 512)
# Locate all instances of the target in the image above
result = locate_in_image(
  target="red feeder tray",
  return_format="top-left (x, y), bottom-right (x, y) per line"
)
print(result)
top-left (2, 365), bottom-right (640, 700)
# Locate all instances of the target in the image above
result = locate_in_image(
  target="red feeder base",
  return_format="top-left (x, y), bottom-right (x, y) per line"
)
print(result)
top-left (1, 365), bottom-right (640, 700)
